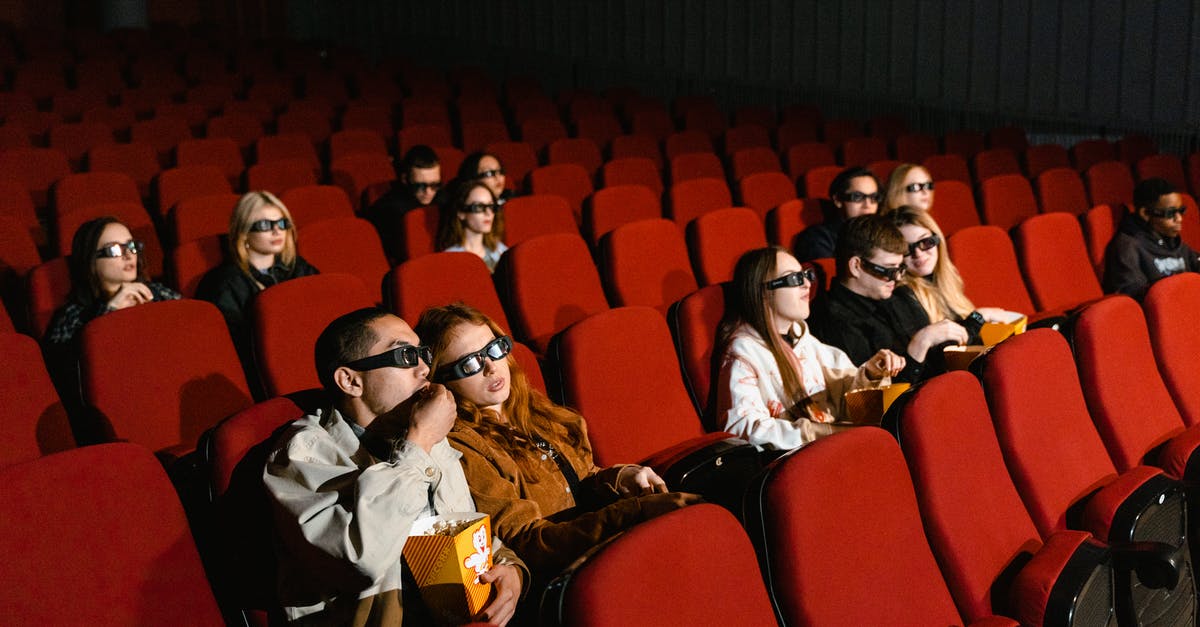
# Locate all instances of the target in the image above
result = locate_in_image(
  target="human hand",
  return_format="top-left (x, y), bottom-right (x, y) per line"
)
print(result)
top-left (863, 349), bottom-right (905, 379)
top-left (403, 383), bottom-right (457, 453)
top-left (975, 307), bottom-right (1018, 323)
top-left (639, 491), bottom-right (704, 519)
top-left (107, 282), bottom-right (153, 310)
top-left (615, 465), bottom-right (668, 496)
top-left (476, 563), bottom-right (522, 626)
top-left (908, 320), bottom-right (969, 362)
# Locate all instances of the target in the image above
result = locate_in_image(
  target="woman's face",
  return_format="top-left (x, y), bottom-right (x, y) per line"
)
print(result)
top-left (901, 167), bottom-right (935, 211)
top-left (93, 222), bottom-right (139, 288)
top-left (475, 155), bottom-right (506, 198)
top-left (457, 186), bottom-right (497, 237)
top-left (246, 204), bottom-right (288, 256)
top-left (899, 223), bottom-right (939, 278)
top-left (767, 251), bottom-right (811, 328)
top-left (441, 321), bottom-right (511, 412)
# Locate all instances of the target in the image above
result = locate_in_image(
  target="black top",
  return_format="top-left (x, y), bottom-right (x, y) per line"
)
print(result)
top-left (793, 221), bottom-right (840, 262)
top-left (44, 281), bottom-right (181, 346)
top-left (1103, 213), bottom-right (1200, 299)
top-left (362, 184), bottom-right (436, 262)
top-left (809, 282), bottom-right (972, 383)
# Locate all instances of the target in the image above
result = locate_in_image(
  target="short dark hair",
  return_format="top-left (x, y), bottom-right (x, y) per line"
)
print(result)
top-left (828, 166), bottom-right (879, 201)
top-left (1133, 177), bottom-right (1177, 211)
top-left (400, 145), bottom-right (439, 175)
top-left (835, 214), bottom-right (908, 278)
top-left (314, 307), bottom-right (392, 393)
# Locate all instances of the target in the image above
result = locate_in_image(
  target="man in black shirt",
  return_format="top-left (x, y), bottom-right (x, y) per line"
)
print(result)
top-left (362, 145), bottom-right (442, 261)
top-left (794, 166), bottom-right (881, 261)
top-left (1103, 177), bottom-right (1200, 299)
top-left (809, 214), bottom-right (970, 382)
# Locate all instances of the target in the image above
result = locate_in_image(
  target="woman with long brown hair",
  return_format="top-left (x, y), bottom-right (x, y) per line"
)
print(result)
top-left (436, 180), bottom-right (508, 272)
top-left (414, 303), bottom-right (698, 586)
top-left (715, 246), bottom-right (904, 451)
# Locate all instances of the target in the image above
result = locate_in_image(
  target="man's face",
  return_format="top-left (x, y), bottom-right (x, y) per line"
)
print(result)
top-left (406, 165), bottom-right (441, 205)
top-left (352, 315), bottom-right (431, 428)
top-left (851, 248), bottom-right (905, 301)
top-left (1142, 192), bottom-right (1185, 239)
top-left (833, 176), bottom-right (881, 219)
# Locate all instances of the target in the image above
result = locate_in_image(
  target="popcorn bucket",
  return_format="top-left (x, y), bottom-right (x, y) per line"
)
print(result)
top-left (943, 344), bottom-right (991, 371)
top-left (842, 383), bottom-right (911, 425)
top-left (980, 313), bottom-right (1028, 346)
top-left (403, 512), bottom-right (493, 624)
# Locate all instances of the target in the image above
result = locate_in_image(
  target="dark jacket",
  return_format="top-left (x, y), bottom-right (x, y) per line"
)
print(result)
top-left (363, 185), bottom-right (437, 262)
top-left (809, 282), bottom-right (977, 383)
top-left (794, 221), bottom-right (840, 262)
top-left (1103, 213), bottom-right (1200, 299)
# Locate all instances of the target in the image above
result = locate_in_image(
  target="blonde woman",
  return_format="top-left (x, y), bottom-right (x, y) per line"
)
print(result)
top-left (884, 163), bottom-right (935, 211)
top-left (197, 191), bottom-right (318, 372)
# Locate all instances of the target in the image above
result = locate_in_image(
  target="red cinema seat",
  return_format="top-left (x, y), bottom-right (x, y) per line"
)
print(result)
top-left (298, 217), bottom-right (390, 303)
top-left (330, 153), bottom-right (396, 212)
top-left (669, 151), bottom-right (724, 185)
top-left (785, 141), bottom-right (836, 183)
top-left (80, 299), bottom-right (253, 457)
top-left (131, 116), bottom-right (192, 166)
top-left (583, 184), bottom-right (663, 250)
top-left (245, 159), bottom-right (318, 197)
top-left (387, 251), bottom-right (511, 333)
top-left (974, 147), bottom-right (1022, 183)
top-left (841, 136), bottom-right (889, 167)
top-left (821, 117), bottom-right (863, 148)
top-left (520, 118), bottom-right (568, 154)
top-left (206, 113), bottom-right (265, 153)
top-left (737, 171), bottom-right (796, 221)
top-left (1081, 203), bottom-right (1124, 277)
top-left (801, 164), bottom-right (842, 200)
top-left (547, 137), bottom-right (603, 177)
top-left (600, 218), bottom-right (697, 315)
top-left (485, 141), bottom-right (537, 193)
top-left (87, 141), bottom-right (160, 200)
top-left (156, 165), bottom-right (234, 218)
top-left (930, 179), bottom-right (981, 237)
top-left (600, 156), bottom-right (663, 196)
top-left (1036, 167), bottom-right (1089, 216)
top-left (987, 126), bottom-right (1029, 154)
top-left (49, 121), bottom-right (114, 169)
top-left (54, 171), bottom-right (142, 217)
top-left (923, 153), bottom-right (972, 185)
top-left (276, 108), bottom-right (332, 145)
top-left (396, 204), bottom-right (439, 262)
top-left (279, 185), bottom-right (355, 226)
top-left (26, 257), bottom-right (70, 338)
top-left (947, 226), bottom-right (1036, 316)
top-left (664, 129), bottom-right (713, 161)
top-left (1086, 161), bottom-right (1136, 209)
top-left (0, 332), bottom-right (73, 467)
top-left (0, 147), bottom-right (71, 209)
top-left (1013, 212), bottom-right (1102, 312)
top-left (170, 192), bottom-right (240, 246)
top-left (1137, 154), bottom-right (1188, 192)
top-left (502, 194), bottom-right (578, 247)
top-left (979, 174), bottom-right (1038, 231)
top-left (177, 137), bottom-right (245, 189)
top-left (766, 198), bottom-right (825, 251)
top-left (730, 146), bottom-right (782, 181)
top-left (255, 133), bottom-right (321, 173)
top-left (667, 177), bottom-right (732, 227)
top-left (397, 123), bottom-right (453, 156)
top-left (1072, 139), bottom-right (1117, 173)
top-left (686, 207), bottom-right (766, 286)
top-left (667, 283), bottom-right (725, 423)
top-left (722, 124), bottom-right (770, 157)
top-left (528, 163), bottom-right (593, 224)
top-left (0, 443), bottom-right (224, 625)
top-left (1119, 135), bottom-right (1157, 167)
top-left (1144, 274), bottom-right (1200, 427)
top-left (328, 129), bottom-right (388, 164)
top-left (895, 133), bottom-right (939, 164)
top-left (1024, 143), bottom-right (1071, 178)
top-left (170, 236), bottom-right (224, 298)
top-left (609, 134), bottom-right (664, 171)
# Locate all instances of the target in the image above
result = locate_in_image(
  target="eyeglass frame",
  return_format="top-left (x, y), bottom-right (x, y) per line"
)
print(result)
top-left (434, 335), bottom-right (513, 382)
top-left (461, 202), bottom-right (500, 214)
top-left (765, 269), bottom-right (818, 290)
top-left (838, 191), bottom-right (884, 204)
top-left (906, 234), bottom-right (941, 257)
top-left (1146, 206), bottom-right (1187, 220)
top-left (95, 239), bottom-right (145, 259)
top-left (904, 181), bottom-right (935, 193)
top-left (343, 344), bottom-right (434, 372)
top-left (476, 168), bottom-right (505, 179)
top-left (409, 181), bottom-right (442, 193)
top-left (857, 256), bottom-right (907, 282)
top-left (248, 218), bottom-right (291, 233)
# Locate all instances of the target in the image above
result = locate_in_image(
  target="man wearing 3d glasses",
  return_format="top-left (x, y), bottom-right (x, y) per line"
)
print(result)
top-left (363, 144), bottom-right (443, 261)
top-left (264, 308), bottom-right (526, 626)
top-left (1103, 177), bottom-right (1200, 299)
top-left (794, 166), bottom-right (882, 262)
top-left (809, 214), bottom-right (970, 383)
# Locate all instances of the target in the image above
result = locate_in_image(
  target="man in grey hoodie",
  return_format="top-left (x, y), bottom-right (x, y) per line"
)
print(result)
top-left (1103, 177), bottom-right (1200, 299)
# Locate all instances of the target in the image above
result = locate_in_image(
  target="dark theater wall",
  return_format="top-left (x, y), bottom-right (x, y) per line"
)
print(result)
top-left (288, 0), bottom-right (1200, 150)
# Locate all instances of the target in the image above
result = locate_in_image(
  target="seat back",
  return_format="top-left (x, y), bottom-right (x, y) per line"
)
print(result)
top-left (976, 329), bottom-right (1121, 535)
top-left (1014, 212), bottom-right (1102, 312)
top-left (930, 179), bottom-right (980, 237)
top-left (663, 129), bottom-right (713, 161)
top-left (609, 134), bottom-right (663, 171)
top-left (600, 218), bottom-right (697, 315)
top-left (584, 184), bottom-right (662, 249)
top-left (895, 133), bottom-right (939, 163)
top-left (0, 147), bottom-right (71, 208)
top-left (1071, 296), bottom-right (1189, 473)
top-left (765, 198), bottom-right (825, 250)
top-left (1136, 154), bottom-right (1188, 192)
top-left (26, 256), bottom-right (71, 337)
top-left (1082, 203), bottom-right (1123, 277)
top-left (298, 217), bottom-right (390, 304)
top-left (80, 299), bottom-right (253, 455)
top-left (667, 284), bottom-right (725, 424)
top-left (176, 137), bottom-right (245, 186)
top-left (988, 126), bottom-right (1030, 154)
top-left (0, 443), bottom-right (224, 625)
top-left (1086, 161), bottom-right (1135, 209)
top-left (947, 226), bottom-right (1036, 315)
top-left (974, 148), bottom-right (1022, 182)
top-left (256, 133), bottom-right (322, 171)
top-left (503, 194), bottom-right (578, 247)
top-left (245, 158), bottom-right (319, 197)
top-left (1024, 143), bottom-right (1071, 178)
top-left (785, 141), bottom-right (836, 183)
top-left (484, 141), bottom-right (537, 193)
top-left (551, 306), bottom-right (704, 465)
top-left (0, 332), bottom-right (73, 467)
top-left (330, 153), bottom-right (396, 211)
top-left (923, 153), bottom-right (972, 184)
top-left (1072, 139), bottom-right (1117, 172)
top-left (841, 136), bottom-right (889, 167)
top-left (669, 152), bottom-right (724, 184)
top-left (528, 163), bottom-right (593, 223)
top-left (730, 146), bottom-right (782, 182)
top-left (388, 251), bottom-right (511, 332)
top-left (170, 235), bottom-right (225, 298)
top-left (980, 173), bottom-right (1039, 231)
top-left (157, 165), bottom-right (234, 218)
top-left (667, 177), bottom-right (732, 227)
top-left (1036, 167), bottom-right (1089, 216)
top-left (279, 185), bottom-right (356, 226)
top-left (253, 273), bottom-right (376, 396)
top-left (171, 192), bottom-right (239, 246)
top-left (686, 207), bottom-right (766, 286)
top-left (547, 137), bottom-right (602, 176)
top-left (54, 171), bottom-right (141, 217)
top-left (737, 171), bottom-right (796, 221)
top-left (747, 428), bottom-right (965, 626)
top-left (541, 504), bottom-right (776, 627)
top-left (800, 164), bottom-right (842, 199)
top-left (599, 156), bottom-right (663, 195)
top-left (1144, 276), bottom-right (1200, 431)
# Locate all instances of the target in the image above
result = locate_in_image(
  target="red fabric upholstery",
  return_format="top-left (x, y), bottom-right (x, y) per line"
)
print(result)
top-left (0, 443), bottom-right (224, 625)
top-left (599, 156), bottom-right (663, 195)
top-left (388, 251), bottom-right (511, 332)
top-left (528, 163), bottom-right (593, 223)
top-left (609, 134), bottom-right (663, 170)
top-left (0, 147), bottom-right (70, 208)
top-left (923, 153), bottom-right (972, 184)
top-left (0, 214), bottom-right (42, 312)
top-left (55, 200), bottom-right (165, 279)
top-left (895, 133), bottom-right (939, 163)
top-left (669, 151), bottom-right (724, 184)
top-left (170, 192), bottom-right (239, 246)
top-left (170, 235), bottom-right (224, 297)
top-left (245, 158), bottom-right (318, 197)
top-left (978, 329), bottom-right (1121, 536)
top-left (299, 217), bottom-right (390, 304)
top-left (841, 136), bottom-right (889, 167)
top-left (601, 218), bottom-right (697, 315)
top-left (1071, 296), bottom-right (1195, 475)
top-left (931, 179), bottom-right (981, 237)
top-left (1014, 212), bottom-right (1103, 312)
top-left (519, 118), bottom-right (567, 154)
top-left (547, 137), bottom-right (602, 176)
top-left (1024, 144), bottom-right (1071, 178)
top-left (1036, 167), bottom-right (1089, 215)
top-left (206, 113), bottom-right (265, 152)
top-left (253, 273), bottom-right (376, 396)
top-left (1136, 154), bottom-right (1188, 191)
top-left (1080, 465), bottom-right (1165, 542)
top-left (276, 109), bottom-right (332, 144)
top-left (584, 184), bottom-right (662, 249)
top-left (947, 226), bottom-right (1036, 315)
top-left (257, 133), bottom-right (323, 171)
top-left (668, 177), bottom-right (731, 227)
top-left (756, 428), bottom-right (965, 625)
top-left (485, 141), bottom-right (537, 192)
top-left (1119, 135), bottom-right (1157, 167)
top-left (177, 137), bottom-right (245, 188)
top-left (549, 504), bottom-right (775, 627)
top-left (974, 148), bottom-right (1023, 182)
top-left (81, 299), bottom-right (252, 456)
top-left (552, 306), bottom-right (705, 466)
top-left (156, 165), bottom-right (234, 218)
top-left (766, 198), bottom-right (825, 249)
top-left (503, 194), bottom-right (578, 247)
top-left (663, 129), bottom-right (713, 161)
top-left (496, 233), bottom-right (609, 354)
top-left (1071, 139), bottom-right (1117, 173)
top-left (980, 174), bottom-right (1038, 231)
top-left (822, 117), bottom-right (863, 148)
top-left (1081, 203), bottom-right (1123, 277)
top-left (49, 121), bottom-right (114, 168)
top-left (801, 164), bottom-right (842, 199)
top-left (329, 128), bottom-right (388, 165)
top-left (397, 123), bottom-right (453, 155)
top-left (685, 207), bottom-right (766, 286)
top-left (731, 147), bottom-right (783, 182)
top-left (279, 185), bottom-right (355, 226)
top-left (26, 257), bottom-right (70, 337)
top-left (668, 284), bottom-right (725, 423)
top-left (54, 170), bottom-right (142, 217)
top-left (0, 332), bottom-right (73, 467)
top-left (132, 116), bottom-right (192, 166)
top-left (1010, 530), bottom-right (1097, 627)
top-left (330, 153), bottom-right (396, 212)
top-left (776, 121), bottom-right (820, 155)
top-left (785, 141), bottom-right (836, 183)
top-left (1144, 274), bottom-right (1200, 427)
top-left (1085, 161), bottom-right (1135, 208)
top-left (737, 171), bottom-right (796, 220)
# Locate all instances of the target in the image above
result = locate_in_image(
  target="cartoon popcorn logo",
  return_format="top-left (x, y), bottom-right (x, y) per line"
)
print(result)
top-left (463, 524), bottom-right (491, 582)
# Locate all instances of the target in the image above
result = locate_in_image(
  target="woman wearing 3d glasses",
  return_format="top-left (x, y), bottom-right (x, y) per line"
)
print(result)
top-left (436, 179), bottom-right (508, 272)
top-left (457, 151), bottom-right (514, 207)
top-left (45, 216), bottom-right (180, 347)
top-left (885, 205), bottom-right (1019, 330)
top-left (884, 163), bottom-right (935, 211)
top-left (414, 303), bottom-right (700, 589)
top-left (714, 247), bottom-right (905, 451)
top-left (197, 191), bottom-right (318, 381)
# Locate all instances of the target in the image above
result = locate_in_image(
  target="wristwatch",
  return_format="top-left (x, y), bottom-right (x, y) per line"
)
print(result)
top-left (968, 311), bottom-right (986, 326)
